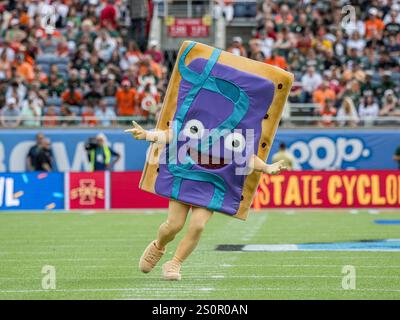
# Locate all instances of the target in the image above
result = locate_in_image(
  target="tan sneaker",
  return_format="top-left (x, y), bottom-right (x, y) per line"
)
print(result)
top-left (139, 240), bottom-right (165, 273)
top-left (162, 260), bottom-right (182, 281)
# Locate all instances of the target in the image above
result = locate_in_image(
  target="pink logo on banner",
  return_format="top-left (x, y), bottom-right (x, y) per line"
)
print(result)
top-left (69, 172), bottom-right (106, 209)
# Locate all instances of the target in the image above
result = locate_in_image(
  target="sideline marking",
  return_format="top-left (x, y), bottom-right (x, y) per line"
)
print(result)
top-left (374, 220), bottom-right (400, 225)
top-left (216, 239), bottom-right (400, 252)
top-left (1, 287), bottom-right (400, 294)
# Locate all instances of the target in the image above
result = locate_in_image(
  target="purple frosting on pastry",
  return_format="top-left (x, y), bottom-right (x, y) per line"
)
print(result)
top-left (155, 57), bottom-right (275, 215)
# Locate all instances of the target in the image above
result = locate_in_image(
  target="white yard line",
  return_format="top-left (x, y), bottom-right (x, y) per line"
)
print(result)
top-left (0, 257), bottom-right (134, 262)
top-left (0, 239), bottom-right (148, 243)
top-left (1, 275), bottom-right (399, 281)
top-left (1, 287), bottom-right (400, 294)
top-left (214, 264), bottom-right (400, 269)
top-left (0, 288), bottom-right (214, 294)
top-left (240, 214), bottom-right (268, 242)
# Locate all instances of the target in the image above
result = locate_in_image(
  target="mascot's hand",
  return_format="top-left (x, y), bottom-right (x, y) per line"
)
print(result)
top-left (125, 120), bottom-right (147, 140)
top-left (265, 160), bottom-right (287, 175)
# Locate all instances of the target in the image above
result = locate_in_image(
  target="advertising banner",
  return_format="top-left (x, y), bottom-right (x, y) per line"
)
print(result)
top-left (111, 172), bottom-right (168, 209)
top-left (68, 172), bottom-right (107, 210)
top-left (0, 129), bottom-right (149, 173)
top-left (167, 18), bottom-right (209, 38)
top-left (0, 172), bottom-right (64, 211)
top-left (253, 170), bottom-right (400, 209)
top-left (1, 129), bottom-right (400, 172)
top-left (1, 170), bottom-right (398, 211)
top-left (267, 129), bottom-right (400, 170)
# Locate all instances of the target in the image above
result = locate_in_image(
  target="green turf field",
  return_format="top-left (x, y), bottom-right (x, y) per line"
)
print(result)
top-left (0, 209), bottom-right (399, 300)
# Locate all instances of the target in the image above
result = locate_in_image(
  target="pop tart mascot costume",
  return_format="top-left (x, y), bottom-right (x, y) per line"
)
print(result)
top-left (126, 41), bottom-right (293, 280)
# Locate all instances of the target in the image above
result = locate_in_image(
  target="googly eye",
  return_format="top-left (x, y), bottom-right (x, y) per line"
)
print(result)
top-left (183, 119), bottom-right (205, 139)
top-left (225, 132), bottom-right (246, 153)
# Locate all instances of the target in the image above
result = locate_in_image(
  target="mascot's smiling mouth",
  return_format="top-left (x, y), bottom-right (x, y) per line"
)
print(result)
top-left (188, 148), bottom-right (228, 170)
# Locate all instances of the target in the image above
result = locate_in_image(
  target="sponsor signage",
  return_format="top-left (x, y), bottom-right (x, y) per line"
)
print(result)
top-left (0, 129), bottom-right (399, 172)
top-left (0, 172), bottom-right (64, 211)
top-left (69, 172), bottom-right (107, 210)
top-left (2, 170), bottom-right (398, 211)
top-left (167, 17), bottom-right (210, 38)
top-left (253, 170), bottom-right (400, 209)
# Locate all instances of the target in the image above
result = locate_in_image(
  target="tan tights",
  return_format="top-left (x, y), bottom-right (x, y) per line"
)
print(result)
top-left (156, 200), bottom-right (213, 263)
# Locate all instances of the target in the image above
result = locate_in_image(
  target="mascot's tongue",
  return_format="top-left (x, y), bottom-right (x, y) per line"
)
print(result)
top-left (188, 148), bottom-right (227, 169)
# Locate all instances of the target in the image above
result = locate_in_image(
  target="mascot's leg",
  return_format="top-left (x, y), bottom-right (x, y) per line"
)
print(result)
top-left (162, 206), bottom-right (213, 280)
top-left (139, 200), bottom-right (189, 273)
top-left (157, 200), bottom-right (190, 248)
top-left (174, 206), bottom-right (213, 261)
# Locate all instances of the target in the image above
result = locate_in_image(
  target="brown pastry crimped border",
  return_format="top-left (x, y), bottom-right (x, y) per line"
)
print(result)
top-left (139, 41), bottom-right (294, 220)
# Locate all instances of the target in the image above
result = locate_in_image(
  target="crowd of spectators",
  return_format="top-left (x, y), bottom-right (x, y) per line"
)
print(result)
top-left (0, 0), bottom-right (399, 128)
top-left (0, 0), bottom-right (166, 128)
top-left (226, 0), bottom-right (400, 127)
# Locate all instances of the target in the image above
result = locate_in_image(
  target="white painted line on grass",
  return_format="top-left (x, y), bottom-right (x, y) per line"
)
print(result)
top-left (241, 214), bottom-right (267, 242)
top-left (1, 275), bottom-right (399, 281)
top-left (202, 264), bottom-right (400, 269)
top-left (1, 287), bottom-right (400, 294)
top-left (244, 244), bottom-right (298, 251)
top-left (211, 275), bottom-right (225, 279)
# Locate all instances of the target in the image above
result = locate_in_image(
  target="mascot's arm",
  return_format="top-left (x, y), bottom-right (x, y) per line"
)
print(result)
top-left (248, 154), bottom-right (287, 175)
top-left (125, 121), bottom-right (172, 144)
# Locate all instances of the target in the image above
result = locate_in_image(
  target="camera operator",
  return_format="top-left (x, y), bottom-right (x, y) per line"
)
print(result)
top-left (34, 138), bottom-right (54, 172)
top-left (85, 133), bottom-right (120, 171)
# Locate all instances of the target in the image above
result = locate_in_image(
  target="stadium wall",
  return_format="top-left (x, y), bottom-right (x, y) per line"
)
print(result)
top-left (1, 171), bottom-right (399, 211)
top-left (0, 129), bottom-right (399, 172)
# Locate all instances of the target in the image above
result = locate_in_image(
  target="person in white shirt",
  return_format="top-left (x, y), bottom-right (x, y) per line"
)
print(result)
top-left (95, 99), bottom-right (116, 127)
top-left (359, 94), bottom-right (379, 126)
top-left (214, 0), bottom-right (234, 23)
top-left (337, 97), bottom-right (359, 127)
top-left (1, 97), bottom-right (21, 127)
top-left (259, 20), bottom-right (276, 58)
top-left (6, 80), bottom-right (26, 103)
top-left (0, 44), bottom-right (15, 63)
top-left (346, 31), bottom-right (366, 55)
top-left (94, 29), bottom-right (117, 62)
top-left (20, 91), bottom-right (43, 127)
top-left (383, 6), bottom-right (400, 25)
top-left (300, 66), bottom-right (322, 103)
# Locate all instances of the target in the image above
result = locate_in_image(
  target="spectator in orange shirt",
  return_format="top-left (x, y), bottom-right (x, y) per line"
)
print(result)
top-left (126, 40), bottom-right (142, 65)
top-left (365, 7), bottom-right (385, 39)
top-left (16, 54), bottom-right (35, 83)
top-left (274, 4), bottom-right (294, 30)
top-left (61, 82), bottom-right (83, 106)
top-left (138, 55), bottom-right (162, 79)
top-left (318, 99), bottom-right (337, 127)
top-left (313, 81), bottom-right (336, 108)
top-left (82, 106), bottom-right (97, 126)
top-left (264, 50), bottom-right (287, 70)
top-left (19, 11), bottom-right (30, 27)
top-left (227, 37), bottom-right (247, 57)
top-left (115, 79), bottom-right (138, 116)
